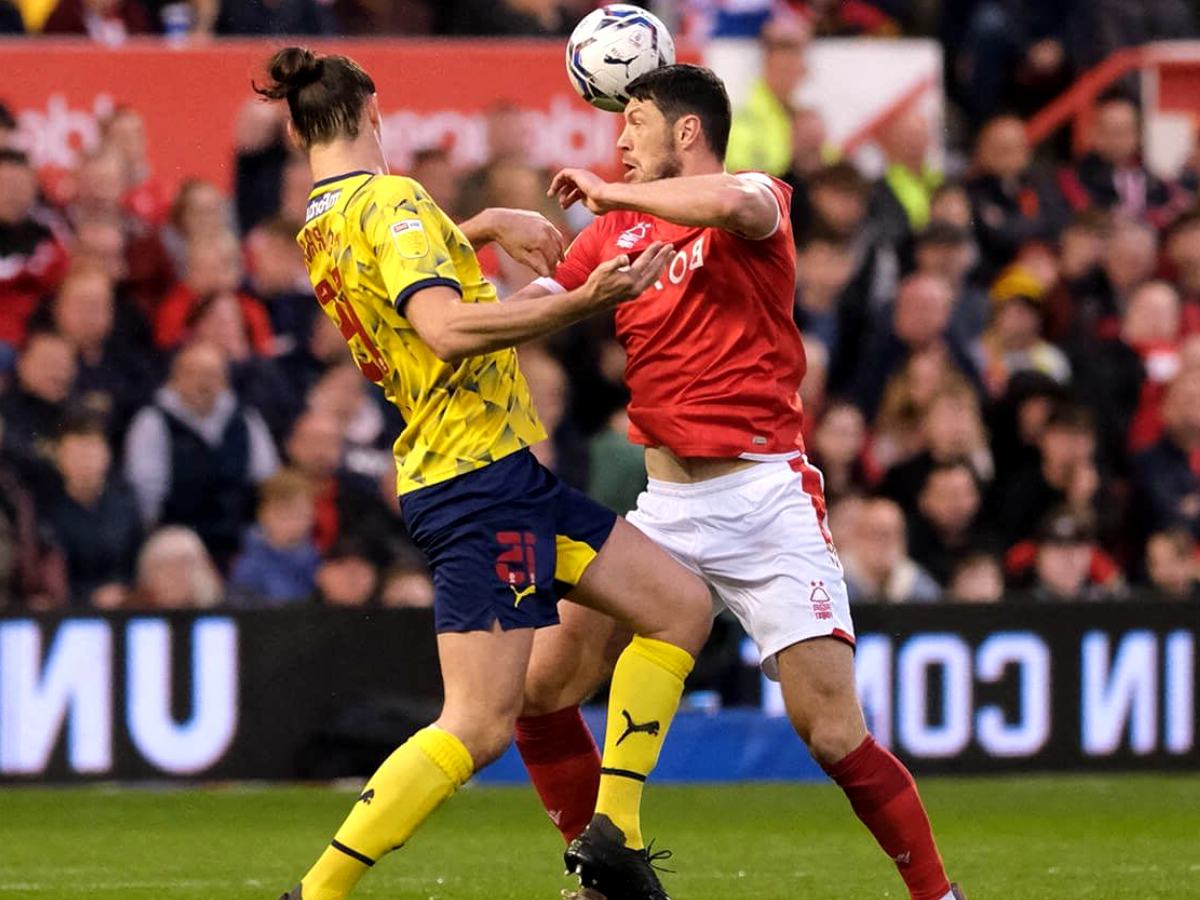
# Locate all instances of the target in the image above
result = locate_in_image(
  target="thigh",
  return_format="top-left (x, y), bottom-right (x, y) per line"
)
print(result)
top-left (702, 464), bottom-right (854, 679)
top-left (437, 623), bottom-right (536, 728)
top-left (523, 601), bottom-right (628, 715)
top-left (569, 517), bottom-right (711, 654)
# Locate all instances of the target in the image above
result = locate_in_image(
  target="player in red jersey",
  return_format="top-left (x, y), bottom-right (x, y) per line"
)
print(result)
top-left (512, 65), bottom-right (965, 900)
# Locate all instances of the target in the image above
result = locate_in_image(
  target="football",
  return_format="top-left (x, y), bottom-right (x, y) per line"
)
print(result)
top-left (566, 4), bottom-right (675, 112)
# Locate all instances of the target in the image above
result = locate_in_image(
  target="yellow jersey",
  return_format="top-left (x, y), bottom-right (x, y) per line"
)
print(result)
top-left (297, 171), bottom-right (546, 494)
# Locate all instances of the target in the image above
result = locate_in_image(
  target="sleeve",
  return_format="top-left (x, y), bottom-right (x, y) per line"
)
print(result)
top-left (123, 407), bottom-right (170, 527)
top-left (371, 187), bottom-right (464, 314)
top-left (532, 220), bottom-right (606, 294)
top-left (735, 172), bottom-right (790, 242)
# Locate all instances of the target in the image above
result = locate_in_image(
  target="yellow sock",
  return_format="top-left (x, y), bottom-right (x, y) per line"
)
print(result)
top-left (300, 726), bottom-right (474, 900)
top-left (594, 635), bottom-right (694, 850)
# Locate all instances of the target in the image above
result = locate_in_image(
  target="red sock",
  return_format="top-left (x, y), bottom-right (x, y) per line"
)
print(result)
top-left (823, 735), bottom-right (951, 900)
top-left (515, 705), bottom-right (601, 843)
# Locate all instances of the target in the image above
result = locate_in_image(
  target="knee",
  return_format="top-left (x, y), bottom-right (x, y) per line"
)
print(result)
top-left (656, 579), bottom-right (712, 656)
top-left (522, 666), bottom-right (575, 717)
top-left (798, 712), bottom-right (867, 768)
top-left (436, 710), bottom-right (518, 769)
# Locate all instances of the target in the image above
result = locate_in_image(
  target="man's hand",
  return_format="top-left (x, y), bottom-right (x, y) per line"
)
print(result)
top-left (483, 208), bottom-right (566, 278)
top-left (549, 168), bottom-right (615, 215)
top-left (583, 241), bottom-right (674, 308)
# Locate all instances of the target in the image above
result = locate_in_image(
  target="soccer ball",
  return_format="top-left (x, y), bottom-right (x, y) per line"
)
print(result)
top-left (566, 4), bottom-right (675, 113)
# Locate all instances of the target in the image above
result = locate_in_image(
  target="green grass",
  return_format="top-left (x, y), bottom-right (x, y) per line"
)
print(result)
top-left (1, 776), bottom-right (1197, 899)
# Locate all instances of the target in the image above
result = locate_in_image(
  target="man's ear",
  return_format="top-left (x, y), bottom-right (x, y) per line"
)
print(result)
top-left (285, 119), bottom-right (303, 150)
top-left (676, 113), bottom-right (703, 152)
top-left (367, 94), bottom-right (382, 129)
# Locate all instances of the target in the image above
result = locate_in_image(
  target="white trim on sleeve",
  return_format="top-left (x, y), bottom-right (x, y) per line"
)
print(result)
top-left (735, 172), bottom-right (783, 240)
top-left (532, 276), bottom-right (566, 294)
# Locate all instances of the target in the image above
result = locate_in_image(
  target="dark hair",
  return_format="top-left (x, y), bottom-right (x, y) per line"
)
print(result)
top-left (1045, 401), bottom-right (1094, 435)
top-left (627, 64), bottom-right (731, 160)
top-left (923, 457), bottom-right (981, 490)
top-left (0, 102), bottom-right (16, 132)
top-left (254, 47), bottom-right (376, 148)
top-left (1096, 87), bottom-right (1139, 114)
top-left (58, 410), bottom-right (108, 442)
top-left (809, 161), bottom-right (870, 199)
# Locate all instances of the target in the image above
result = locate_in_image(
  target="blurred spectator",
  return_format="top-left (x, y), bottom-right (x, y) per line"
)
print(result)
top-left (1144, 528), bottom-right (1200, 599)
top-left (312, 536), bottom-right (379, 607)
top-left (212, 0), bottom-right (335, 35)
top-left (1042, 208), bottom-right (1112, 342)
top-left (869, 105), bottom-right (941, 248)
top-left (519, 344), bottom-right (585, 486)
top-left (799, 0), bottom-right (900, 36)
top-left (1133, 367), bottom-right (1200, 542)
top-left (587, 409), bottom-right (646, 516)
top-left (841, 495), bottom-right (941, 603)
top-left (47, 265), bottom-right (152, 440)
top-left (725, 12), bottom-right (810, 176)
top-left (233, 98), bottom-right (291, 233)
top-left (985, 370), bottom-right (1069, 485)
top-left (133, 525), bottom-right (223, 609)
top-left (967, 114), bottom-right (1068, 280)
top-left (872, 346), bottom-right (977, 471)
top-left (285, 408), bottom-right (401, 560)
top-left (307, 363), bottom-right (398, 481)
top-left (906, 458), bottom-right (990, 586)
top-left (794, 227), bottom-right (856, 353)
top-left (945, 0), bottom-right (1073, 127)
top-left (779, 105), bottom-right (830, 228)
top-left (0, 1), bottom-right (24, 31)
top-left (437, 0), bottom-right (577, 36)
top-left (228, 468), bottom-right (319, 608)
top-left (0, 149), bottom-right (69, 348)
top-left (1069, 0), bottom-right (1196, 72)
top-left (124, 342), bottom-right (279, 564)
top-left (0, 330), bottom-right (77, 490)
top-left (1165, 209), bottom-right (1200, 313)
top-left (409, 147), bottom-right (458, 213)
top-left (914, 221), bottom-right (988, 345)
top-left (993, 402), bottom-right (1097, 546)
top-left (980, 264), bottom-right (1071, 398)
top-left (850, 273), bottom-right (979, 419)
top-left (1058, 93), bottom-right (1173, 227)
top-left (1076, 280), bottom-right (1181, 471)
top-left (946, 552), bottom-right (1005, 603)
top-left (45, 415), bottom-right (141, 607)
top-left (245, 217), bottom-right (315, 350)
top-left (43, 0), bottom-right (151, 41)
top-left (162, 178), bottom-right (235, 277)
top-left (0, 414), bottom-right (68, 610)
top-left (880, 384), bottom-right (993, 513)
top-left (156, 229), bottom-right (274, 353)
top-left (100, 107), bottom-right (170, 229)
top-left (809, 400), bottom-right (871, 506)
top-left (379, 553), bottom-right (435, 608)
top-left (1015, 507), bottom-right (1124, 601)
top-left (335, 0), bottom-right (432, 34)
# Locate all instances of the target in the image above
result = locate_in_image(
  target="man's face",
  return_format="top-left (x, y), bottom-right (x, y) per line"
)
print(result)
top-left (618, 99), bottom-right (682, 183)
top-left (172, 346), bottom-right (227, 416)
top-left (18, 335), bottom-right (77, 404)
top-left (287, 412), bottom-right (343, 480)
top-left (919, 469), bottom-right (980, 535)
top-left (55, 271), bottom-right (114, 350)
top-left (1092, 102), bottom-right (1140, 166)
top-left (977, 118), bottom-right (1030, 179)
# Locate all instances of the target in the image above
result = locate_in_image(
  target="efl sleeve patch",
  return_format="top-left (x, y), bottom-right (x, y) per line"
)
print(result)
top-left (390, 219), bottom-right (429, 259)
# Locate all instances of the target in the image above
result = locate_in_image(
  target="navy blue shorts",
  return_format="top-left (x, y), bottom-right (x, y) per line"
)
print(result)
top-left (399, 449), bottom-right (618, 633)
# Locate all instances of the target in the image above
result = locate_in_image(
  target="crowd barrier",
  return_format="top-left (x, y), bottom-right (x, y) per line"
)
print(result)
top-left (0, 602), bottom-right (1195, 783)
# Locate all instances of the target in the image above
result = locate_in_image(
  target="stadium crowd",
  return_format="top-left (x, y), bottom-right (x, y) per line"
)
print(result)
top-left (2, 1), bottom-right (1200, 616)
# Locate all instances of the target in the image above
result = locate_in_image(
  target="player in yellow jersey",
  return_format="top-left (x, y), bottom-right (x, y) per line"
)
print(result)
top-left (257, 47), bottom-right (711, 900)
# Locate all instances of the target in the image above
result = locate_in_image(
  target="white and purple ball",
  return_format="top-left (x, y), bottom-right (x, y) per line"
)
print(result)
top-left (566, 4), bottom-right (675, 112)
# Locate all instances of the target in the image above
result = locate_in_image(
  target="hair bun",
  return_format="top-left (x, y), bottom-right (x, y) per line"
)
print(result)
top-left (268, 46), bottom-right (324, 94)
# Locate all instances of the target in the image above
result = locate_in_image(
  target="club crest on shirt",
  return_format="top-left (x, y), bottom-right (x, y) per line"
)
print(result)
top-left (616, 221), bottom-right (652, 249)
top-left (390, 219), bottom-right (429, 258)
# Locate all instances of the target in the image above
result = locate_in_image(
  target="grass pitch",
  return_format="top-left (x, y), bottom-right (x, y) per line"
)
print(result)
top-left (0, 775), bottom-right (1196, 899)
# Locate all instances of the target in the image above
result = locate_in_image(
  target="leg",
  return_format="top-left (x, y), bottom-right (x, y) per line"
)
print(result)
top-left (516, 602), bottom-right (626, 842)
top-left (776, 638), bottom-right (953, 900)
top-left (299, 625), bottom-right (534, 900)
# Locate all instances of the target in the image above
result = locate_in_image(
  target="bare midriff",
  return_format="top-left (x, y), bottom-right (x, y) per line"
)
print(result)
top-left (643, 446), bottom-right (761, 483)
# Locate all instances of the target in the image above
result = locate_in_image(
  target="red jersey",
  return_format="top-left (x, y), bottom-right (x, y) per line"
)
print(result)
top-left (539, 173), bottom-right (806, 458)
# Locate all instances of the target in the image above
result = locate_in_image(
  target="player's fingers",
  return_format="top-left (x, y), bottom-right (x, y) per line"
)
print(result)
top-left (547, 224), bottom-right (566, 260)
top-left (528, 247), bottom-right (554, 278)
top-left (595, 252), bottom-right (631, 274)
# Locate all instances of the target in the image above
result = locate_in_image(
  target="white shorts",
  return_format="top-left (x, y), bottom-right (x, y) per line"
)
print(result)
top-left (625, 458), bottom-right (855, 680)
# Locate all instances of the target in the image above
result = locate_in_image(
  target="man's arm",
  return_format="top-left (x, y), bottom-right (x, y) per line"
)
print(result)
top-left (549, 169), bottom-right (780, 240)
top-left (404, 243), bottom-right (673, 364)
